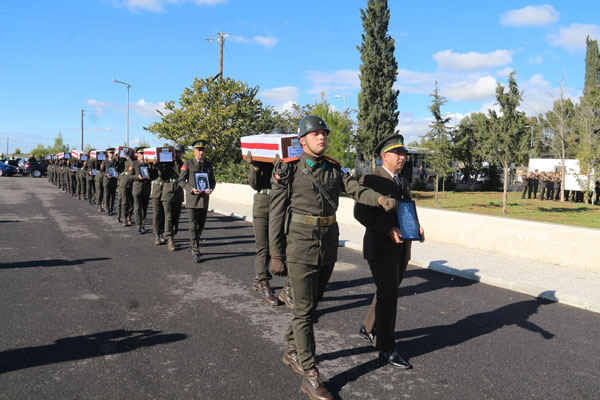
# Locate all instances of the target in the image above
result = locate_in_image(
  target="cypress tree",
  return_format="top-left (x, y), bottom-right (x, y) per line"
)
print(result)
top-left (356, 0), bottom-right (399, 170)
top-left (584, 36), bottom-right (600, 98)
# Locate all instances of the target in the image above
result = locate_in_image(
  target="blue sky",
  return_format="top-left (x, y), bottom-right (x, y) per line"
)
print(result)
top-left (1, 0), bottom-right (599, 153)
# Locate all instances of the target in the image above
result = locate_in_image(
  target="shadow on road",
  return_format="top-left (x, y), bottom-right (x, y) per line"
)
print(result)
top-left (0, 329), bottom-right (188, 374)
top-left (0, 257), bottom-right (110, 269)
top-left (0, 220), bottom-right (21, 223)
top-left (321, 298), bottom-right (554, 397)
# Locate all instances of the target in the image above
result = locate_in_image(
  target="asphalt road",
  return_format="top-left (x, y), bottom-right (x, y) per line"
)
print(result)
top-left (1, 175), bottom-right (599, 400)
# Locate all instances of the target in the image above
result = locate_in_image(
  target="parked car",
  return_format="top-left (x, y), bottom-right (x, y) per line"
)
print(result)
top-left (17, 158), bottom-right (27, 174)
top-left (0, 161), bottom-right (18, 176)
top-left (22, 159), bottom-right (48, 177)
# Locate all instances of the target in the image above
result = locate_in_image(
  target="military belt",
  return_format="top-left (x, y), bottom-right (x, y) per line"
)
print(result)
top-left (258, 189), bottom-right (271, 195)
top-left (290, 213), bottom-right (336, 227)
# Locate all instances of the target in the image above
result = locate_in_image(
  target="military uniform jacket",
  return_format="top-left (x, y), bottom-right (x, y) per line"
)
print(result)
top-left (132, 160), bottom-right (152, 196)
top-left (158, 159), bottom-right (184, 203)
top-left (269, 152), bottom-right (381, 265)
top-left (100, 157), bottom-right (120, 182)
top-left (248, 162), bottom-right (273, 218)
top-left (119, 158), bottom-right (134, 188)
top-left (354, 167), bottom-right (412, 261)
top-left (86, 159), bottom-right (97, 180)
top-left (178, 158), bottom-right (215, 209)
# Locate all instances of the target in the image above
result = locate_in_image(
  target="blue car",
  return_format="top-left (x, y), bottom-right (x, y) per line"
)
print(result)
top-left (0, 161), bottom-right (18, 176)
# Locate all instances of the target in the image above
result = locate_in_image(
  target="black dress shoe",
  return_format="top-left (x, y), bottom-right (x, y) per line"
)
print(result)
top-left (379, 350), bottom-right (411, 369)
top-left (359, 325), bottom-right (375, 344)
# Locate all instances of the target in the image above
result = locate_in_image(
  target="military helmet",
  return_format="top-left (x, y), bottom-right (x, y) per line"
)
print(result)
top-left (297, 115), bottom-right (329, 139)
top-left (270, 127), bottom-right (286, 135)
top-left (175, 144), bottom-right (185, 153)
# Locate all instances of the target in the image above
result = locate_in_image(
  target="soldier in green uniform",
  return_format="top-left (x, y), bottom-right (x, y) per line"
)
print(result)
top-left (69, 158), bottom-right (77, 196)
top-left (154, 145), bottom-right (185, 251)
top-left (247, 128), bottom-right (286, 307)
top-left (63, 158), bottom-right (72, 195)
top-left (150, 160), bottom-right (166, 245)
top-left (85, 152), bottom-right (96, 205)
top-left (354, 134), bottom-right (425, 369)
top-left (269, 116), bottom-right (399, 400)
top-left (101, 148), bottom-right (119, 215)
top-left (132, 147), bottom-right (152, 234)
top-left (117, 149), bottom-right (135, 226)
top-left (178, 140), bottom-right (216, 263)
top-left (76, 157), bottom-right (86, 200)
top-left (94, 153), bottom-right (105, 211)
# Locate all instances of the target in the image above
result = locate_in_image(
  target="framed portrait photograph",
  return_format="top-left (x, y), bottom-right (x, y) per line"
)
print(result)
top-left (91, 169), bottom-right (96, 176)
top-left (108, 167), bottom-right (117, 178)
top-left (194, 172), bottom-right (209, 192)
top-left (396, 200), bottom-right (421, 241)
top-left (72, 166), bottom-right (78, 172)
top-left (139, 166), bottom-right (150, 179)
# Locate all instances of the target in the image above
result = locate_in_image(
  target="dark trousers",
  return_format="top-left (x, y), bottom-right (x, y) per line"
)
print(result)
top-left (152, 197), bottom-right (165, 235)
top-left (70, 174), bottom-right (77, 195)
top-left (188, 208), bottom-right (208, 254)
top-left (95, 177), bottom-right (104, 206)
top-left (104, 178), bottom-right (118, 213)
top-left (164, 200), bottom-right (182, 238)
top-left (133, 185), bottom-right (150, 228)
top-left (540, 185), bottom-right (546, 200)
top-left (285, 262), bottom-right (334, 370)
top-left (253, 214), bottom-right (272, 281)
top-left (86, 178), bottom-right (95, 201)
top-left (118, 185), bottom-right (133, 219)
top-left (532, 182), bottom-right (538, 198)
top-left (363, 258), bottom-right (409, 351)
top-left (77, 176), bottom-right (86, 198)
top-left (547, 187), bottom-right (554, 200)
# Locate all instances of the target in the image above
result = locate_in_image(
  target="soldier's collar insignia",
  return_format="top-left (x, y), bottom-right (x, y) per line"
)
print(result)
top-left (306, 159), bottom-right (315, 168)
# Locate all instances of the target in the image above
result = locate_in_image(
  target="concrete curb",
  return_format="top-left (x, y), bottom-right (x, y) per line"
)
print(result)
top-left (209, 207), bottom-right (600, 314)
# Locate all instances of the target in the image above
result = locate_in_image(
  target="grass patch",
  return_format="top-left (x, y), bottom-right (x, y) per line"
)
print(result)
top-left (412, 190), bottom-right (600, 229)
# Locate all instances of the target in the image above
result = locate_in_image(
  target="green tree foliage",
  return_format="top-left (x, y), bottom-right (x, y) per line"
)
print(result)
top-left (50, 132), bottom-right (69, 154)
top-left (14, 148), bottom-right (21, 154)
top-left (145, 76), bottom-right (267, 165)
top-left (30, 143), bottom-right (51, 159)
top-left (483, 72), bottom-right (528, 213)
top-left (356, 0), bottom-right (399, 169)
top-left (424, 82), bottom-right (453, 206)
top-left (452, 113), bottom-right (487, 189)
top-left (584, 36), bottom-right (600, 97)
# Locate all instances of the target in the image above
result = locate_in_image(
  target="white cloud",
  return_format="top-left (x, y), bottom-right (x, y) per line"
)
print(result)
top-left (114, 0), bottom-right (227, 13)
top-left (500, 5), bottom-right (559, 27)
top-left (434, 49), bottom-right (513, 72)
top-left (230, 35), bottom-right (278, 48)
top-left (519, 74), bottom-right (579, 116)
top-left (496, 67), bottom-right (514, 77)
top-left (396, 69), bottom-right (436, 94)
top-left (548, 23), bottom-right (600, 52)
top-left (528, 55), bottom-right (544, 64)
top-left (132, 99), bottom-right (169, 118)
top-left (305, 69), bottom-right (360, 95)
top-left (273, 101), bottom-right (298, 114)
top-left (88, 126), bottom-right (118, 132)
top-left (259, 86), bottom-right (299, 103)
top-left (442, 76), bottom-right (498, 101)
top-left (87, 99), bottom-right (114, 117)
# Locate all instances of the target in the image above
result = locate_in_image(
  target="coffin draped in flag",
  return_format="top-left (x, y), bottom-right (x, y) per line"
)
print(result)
top-left (240, 133), bottom-right (302, 163)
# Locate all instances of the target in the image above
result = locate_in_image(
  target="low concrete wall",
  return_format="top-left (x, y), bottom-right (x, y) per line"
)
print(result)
top-left (212, 183), bottom-right (600, 272)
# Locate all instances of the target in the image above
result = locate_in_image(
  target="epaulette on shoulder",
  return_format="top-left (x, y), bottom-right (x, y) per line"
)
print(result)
top-left (324, 156), bottom-right (340, 166)
top-left (282, 157), bottom-right (299, 163)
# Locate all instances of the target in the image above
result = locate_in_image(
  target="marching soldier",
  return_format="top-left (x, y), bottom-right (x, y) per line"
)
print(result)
top-left (247, 128), bottom-right (286, 307)
top-left (86, 152), bottom-right (96, 205)
top-left (117, 149), bottom-right (135, 226)
top-left (354, 134), bottom-right (425, 369)
top-left (132, 147), bottom-right (152, 234)
top-left (76, 157), bottom-right (86, 200)
top-left (269, 115), bottom-right (399, 400)
top-left (178, 140), bottom-right (216, 262)
top-left (94, 153), bottom-right (105, 211)
top-left (101, 148), bottom-right (119, 216)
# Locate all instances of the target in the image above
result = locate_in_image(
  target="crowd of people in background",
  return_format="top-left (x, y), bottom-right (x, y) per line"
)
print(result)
top-left (520, 169), bottom-right (600, 204)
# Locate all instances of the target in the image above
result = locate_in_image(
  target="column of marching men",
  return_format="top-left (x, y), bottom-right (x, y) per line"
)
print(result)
top-left (44, 117), bottom-right (426, 400)
top-left (46, 141), bottom-right (216, 262)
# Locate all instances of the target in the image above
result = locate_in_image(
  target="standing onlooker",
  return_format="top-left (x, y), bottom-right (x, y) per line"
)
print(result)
top-left (521, 171), bottom-right (529, 199)
top-left (527, 172), bottom-right (535, 199)
top-left (532, 170), bottom-right (539, 199)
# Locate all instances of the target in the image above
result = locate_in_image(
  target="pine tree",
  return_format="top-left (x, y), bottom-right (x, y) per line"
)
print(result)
top-left (356, 0), bottom-right (399, 170)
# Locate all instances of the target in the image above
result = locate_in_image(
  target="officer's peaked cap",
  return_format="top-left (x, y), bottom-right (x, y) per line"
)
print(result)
top-left (375, 134), bottom-right (407, 155)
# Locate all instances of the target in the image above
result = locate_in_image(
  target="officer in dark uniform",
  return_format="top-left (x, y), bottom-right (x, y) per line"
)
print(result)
top-left (354, 134), bottom-right (425, 369)
top-left (527, 172), bottom-right (534, 199)
top-left (178, 140), bottom-right (216, 263)
top-left (532, 170), bottom-right (539, 199)
top-left (247, 128), bottom-right (286, 307)
top-left (132, 147), bottom-right (152, 234)
top-left (269, 115), bottom-right (399, 400)
top-left (161, 145), bottom-right (185, 250)
top-left (101, 148), bottom-right (119, 215)
top-left (85, 152), bottom-right (96, 204)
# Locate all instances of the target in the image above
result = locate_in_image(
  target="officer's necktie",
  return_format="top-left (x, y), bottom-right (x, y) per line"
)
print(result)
top-left (394, 175), bottom-right (401, 187)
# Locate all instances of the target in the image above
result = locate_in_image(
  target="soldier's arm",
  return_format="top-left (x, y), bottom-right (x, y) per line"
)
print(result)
top-left (269, 163), bottom-right (290, 257)
top-left (354, 175), bottom-right (395, 238)
top-left (341, 170), bottom-right (383, 208)
top-left (177, 161), bottom-right (189, 190)
top-left (208, 163), bottom-right (216, 190)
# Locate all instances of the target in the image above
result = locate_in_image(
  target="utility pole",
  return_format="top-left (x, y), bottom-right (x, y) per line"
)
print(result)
top-left (81, 109), bottom-right (84, 150)
top-left (206, 32), bottom-right (229, 79)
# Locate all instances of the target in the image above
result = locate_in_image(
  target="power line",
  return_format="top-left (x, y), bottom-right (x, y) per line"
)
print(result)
top-left (0, 1), bottom-right (215, 34)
